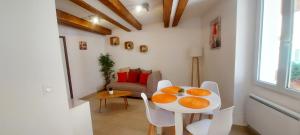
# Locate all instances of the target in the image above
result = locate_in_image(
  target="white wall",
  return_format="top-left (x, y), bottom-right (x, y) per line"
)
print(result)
top-left (70, 101), bottom-right (93, 135)
top-left (106, 18), bottom-right (202, 86)
top-left (58, 25), bottom-right (106, 99)
top-left (0, 0), bottom-right (72, 135)
top-left (201, 0), bottom-right (300, 127)
top-left (234, 0), bottom-right (257, 125)
top-left (246, 0), bottom-right (300, 115)
top-left (235, 0), bottom-right (300, 126)
top-left (200, 0), bottom-right (237, 109)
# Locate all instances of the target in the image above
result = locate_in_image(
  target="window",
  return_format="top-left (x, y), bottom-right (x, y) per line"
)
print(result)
top-left (288, 0), bottom-right (300, 90)
top-left (257, 0), bottom-right (300, 95)
top-left (258, 0), bottom-right (282, 84)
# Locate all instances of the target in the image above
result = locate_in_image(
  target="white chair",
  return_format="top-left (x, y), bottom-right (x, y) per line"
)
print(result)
top-left (202, 81), bottom-right (221, 116)
top-left (141, 93), bottom-right (175, 135)
top-left (157, 80), bottom-right (173, 91)
top-left (202, 81), bottom-right (221, 114)
top-left (201, 81), bottom-right (220, 96)
top-left (186, 106), bottom-right (235, 135)
top-left (190, 81), bottom-right (221, 122)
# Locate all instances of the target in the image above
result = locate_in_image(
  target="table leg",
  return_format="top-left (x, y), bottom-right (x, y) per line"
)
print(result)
top-left (99, 99), bottom-right (102, 112)
top-left (175, 112), bottom-right (183, 135)
top-left (123, 97), bottom-right (128, 109)
top-left (199, 114), bottom-right (203, 120)
top-left (125, 97), bottom-right (128, 107)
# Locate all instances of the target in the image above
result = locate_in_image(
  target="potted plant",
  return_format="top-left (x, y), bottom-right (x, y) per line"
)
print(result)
top-left (98, 53), bottom-right (115, 91)
top-left (108, 87), bottom-right (114, 95)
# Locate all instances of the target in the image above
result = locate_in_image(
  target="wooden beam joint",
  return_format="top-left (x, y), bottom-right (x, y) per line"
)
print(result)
top-left (56, 9), bottom-right (111, 35)
top-left (99, 0), bottom-right (142, 30)
top-left (70, 0), bottom-right (131, 32)
top-left (172, 0), bottom-right (189, 27)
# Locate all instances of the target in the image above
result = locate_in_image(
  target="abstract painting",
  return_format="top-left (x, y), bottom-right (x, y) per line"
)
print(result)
top-left (210, 17), bottom-right (221, 49)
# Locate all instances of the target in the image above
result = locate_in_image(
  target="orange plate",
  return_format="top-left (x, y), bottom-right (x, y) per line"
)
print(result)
top-left (152, 94), bottom-right (177, 103)
top-left (160, 86), bottom-right (181, 94)
top-left (186, 88), bottom-right (211, 96)
top-left (179, 96), bottom-right (210, 109)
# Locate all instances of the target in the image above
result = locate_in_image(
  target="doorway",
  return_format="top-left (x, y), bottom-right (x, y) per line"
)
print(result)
top-left (59, 36), bottom-right (74, 101)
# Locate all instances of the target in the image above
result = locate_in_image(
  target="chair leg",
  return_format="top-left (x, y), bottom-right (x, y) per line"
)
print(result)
top-left (148, 124), bottom-right (157, 135)
top-left (198, 114), bottom-right (202, 120)
top-left (99, 99), bottom-right (102, 112)
top-left (189, 114), bottom-right (195, 123)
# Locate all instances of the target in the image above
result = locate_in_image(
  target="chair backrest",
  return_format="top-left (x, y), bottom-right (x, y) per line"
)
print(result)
top-left (201, 81), bottom-right (220, 96)
top-left (157, 80), bottom-right (173, 91)
top-left (141, 93), bottom-right (154, 124)
top-left (208, 106), bottom-right (235, 135)
top-left (201, 81), bottom-right (221, 110)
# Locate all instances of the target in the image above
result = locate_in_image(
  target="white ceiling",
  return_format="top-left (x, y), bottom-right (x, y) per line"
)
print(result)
top-left (183, 0), bottom-right (220, 19)
top-left (55, 0), bottom-right (219, 31)
top-left (120, 0), bottom-right (163, 25)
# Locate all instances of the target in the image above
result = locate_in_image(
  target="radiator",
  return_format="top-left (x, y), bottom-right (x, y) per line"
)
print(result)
top-left (246, 94), bottom-right (300, 135)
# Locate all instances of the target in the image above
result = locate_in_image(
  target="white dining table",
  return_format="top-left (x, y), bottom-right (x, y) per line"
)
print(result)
top-left (153, 86), bottom-right (221, 135)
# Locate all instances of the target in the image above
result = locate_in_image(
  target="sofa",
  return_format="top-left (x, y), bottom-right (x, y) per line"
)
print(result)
top-left (107, 70), bottom-right (161, 98)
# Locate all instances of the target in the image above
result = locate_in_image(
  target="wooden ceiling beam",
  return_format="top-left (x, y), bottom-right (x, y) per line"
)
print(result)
top-left (172, 0), bottom-right (189, 27)
top-left (98, 0), bottom-right (142, 30)
top-left (56, 9), bottom-right (111, 35)
top-left (70, 0), bottom-right (131, 32)
top-left (163, 0), bottom-right (173, 28)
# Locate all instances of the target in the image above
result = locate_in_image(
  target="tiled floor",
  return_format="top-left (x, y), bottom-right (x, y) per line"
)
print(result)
top-left (83, 94), bottom-right (253, 135)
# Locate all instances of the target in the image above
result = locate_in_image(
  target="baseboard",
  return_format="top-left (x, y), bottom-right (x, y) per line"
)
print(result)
top-left (247, 125), bottom-right (261, 135)
top-left (232, 125), bottom-right (260, 135)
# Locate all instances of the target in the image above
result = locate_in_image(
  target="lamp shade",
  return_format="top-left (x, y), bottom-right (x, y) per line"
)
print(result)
top-left (189, 47), bottom-right (203, 57)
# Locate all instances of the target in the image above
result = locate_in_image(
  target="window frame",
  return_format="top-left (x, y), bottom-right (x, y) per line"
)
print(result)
top-left (255, 0), bottom-right (300, 98)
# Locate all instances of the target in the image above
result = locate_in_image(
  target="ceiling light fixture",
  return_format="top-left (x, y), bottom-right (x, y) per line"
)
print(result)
top-left (91, 16), bottom-right (99, 24)
top-left (135, 5), bottom-right (143, 13)
top-left (135, 3), bottom-right (149, 13)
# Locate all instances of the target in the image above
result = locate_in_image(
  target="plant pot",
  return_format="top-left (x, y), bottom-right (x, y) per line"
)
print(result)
top-left (108, 90), bottom-right (114, 95)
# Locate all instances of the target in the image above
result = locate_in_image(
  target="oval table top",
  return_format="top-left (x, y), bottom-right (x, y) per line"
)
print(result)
top-left (96, 90), bottom-right (132, 99)
top-left (153, 86), bottom-right (221, 114)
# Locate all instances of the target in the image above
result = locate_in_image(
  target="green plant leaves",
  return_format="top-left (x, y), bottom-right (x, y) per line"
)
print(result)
top-left (98, 53), bottom-right (115, 87)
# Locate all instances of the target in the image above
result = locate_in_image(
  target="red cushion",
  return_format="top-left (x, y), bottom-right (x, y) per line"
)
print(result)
top-left (117, 72), bottom-right (127, 82)
top-left (139, 72), bottom-right (150, 85)
top-left (127, 70), bottom-right (140, 83)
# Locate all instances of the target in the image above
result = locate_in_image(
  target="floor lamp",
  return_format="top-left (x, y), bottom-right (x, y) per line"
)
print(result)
top-left (190, 48), bottom-right (202, 87)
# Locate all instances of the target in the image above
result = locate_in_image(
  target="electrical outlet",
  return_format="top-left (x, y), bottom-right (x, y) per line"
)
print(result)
top-left (42, 85), bottom-right (53, 95)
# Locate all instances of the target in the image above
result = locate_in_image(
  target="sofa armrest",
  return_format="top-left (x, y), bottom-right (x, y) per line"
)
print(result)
top-left (146, 71), bottom-right (162, 96)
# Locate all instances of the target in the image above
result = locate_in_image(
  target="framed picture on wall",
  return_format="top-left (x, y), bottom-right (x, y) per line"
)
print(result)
top-left (79, 41), bottom-right (87, 50)
top-left (124, 41), bottom-right (134, 50)
top-left (139, 45), bottom-right (148, 53)
top-left (209, 17), bottom-right (221, 49)
top-left (110, 36), bottom-right (119, 46)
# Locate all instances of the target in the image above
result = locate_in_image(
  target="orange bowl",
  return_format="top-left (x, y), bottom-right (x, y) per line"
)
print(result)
top-left (160, 86), bottom-right (181, 94)
top-left (152, 94), bottom-right (177, 103)
top-left (179, 96), bottom-right (210, 109)
top-left (186, 88), bottom-right (211, 96)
